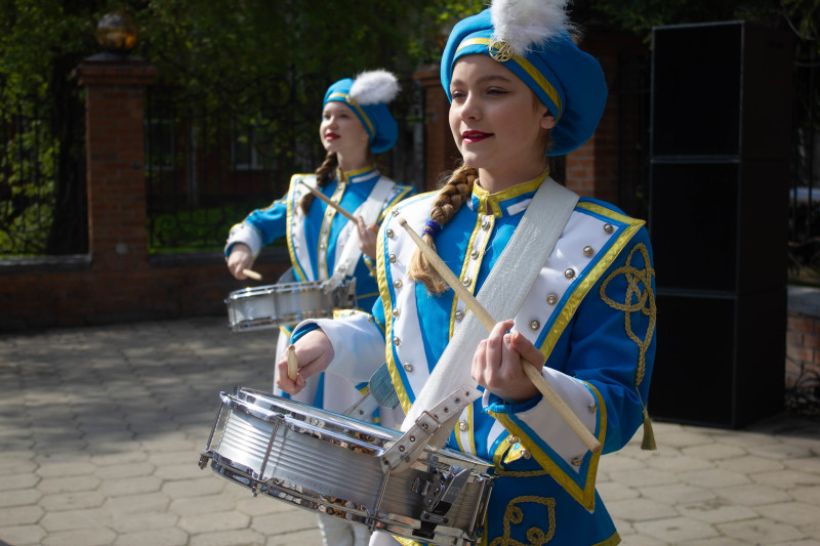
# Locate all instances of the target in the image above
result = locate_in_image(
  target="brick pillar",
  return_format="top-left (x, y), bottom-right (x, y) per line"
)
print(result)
top-left (413, 65), bottom-right (459, 191)
top-left (75, 55), bottom-right (156, 271)
top-left (564, 38), bottom-right (619, 201)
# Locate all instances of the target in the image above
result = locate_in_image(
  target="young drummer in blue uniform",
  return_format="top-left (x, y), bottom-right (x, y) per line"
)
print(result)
top-left (278, 1), bottom-right (657, 544)
top-left (226, 69), bottom-right (414, 394)
top-left (226, 70), bottom-right (413, 546)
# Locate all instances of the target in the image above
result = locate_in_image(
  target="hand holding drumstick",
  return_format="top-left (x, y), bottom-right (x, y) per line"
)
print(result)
top-left (397, 217), bottom-right (602, 453)
top-left (299, 180), bottom-right (378, 259)
top-left (226, 243), bottom-right (263, 281)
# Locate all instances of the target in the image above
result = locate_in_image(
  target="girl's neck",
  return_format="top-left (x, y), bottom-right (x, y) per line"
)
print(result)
top-left (477, 161), bottom-right (549, 194)
top-left (336, 150), bottom-right (370, 174)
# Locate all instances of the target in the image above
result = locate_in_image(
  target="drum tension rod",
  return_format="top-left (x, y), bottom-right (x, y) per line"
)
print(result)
top-left (411, 460), bottom-right (471, 539)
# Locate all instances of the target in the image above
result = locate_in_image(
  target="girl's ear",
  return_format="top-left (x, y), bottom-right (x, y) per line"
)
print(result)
top-left (541, 111), bottom-right (557, 130)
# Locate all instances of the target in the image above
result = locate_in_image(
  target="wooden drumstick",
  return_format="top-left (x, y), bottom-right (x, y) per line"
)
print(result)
top-left (242, 269), bottom-right (262, 281)
top-left (287, 345), bottom-right (299, 381)
top-left (397, 217), bottom-right (602, 453)
top-left (298, 180), bottom-right (357, 222)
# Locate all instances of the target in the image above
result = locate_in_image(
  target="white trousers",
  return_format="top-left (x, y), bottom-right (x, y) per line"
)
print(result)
top-left (317, 512), bottom-right (371, 546)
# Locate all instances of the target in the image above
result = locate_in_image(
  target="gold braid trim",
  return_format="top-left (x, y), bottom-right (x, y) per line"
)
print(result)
top-left (598, 243), bottom-right (656, 386)
top-left (488, 496), bottom-right (557, 546)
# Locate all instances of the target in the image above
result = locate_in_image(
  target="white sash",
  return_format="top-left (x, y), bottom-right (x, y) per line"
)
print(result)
top-left (400, 179), bottom-right (580, 444)
top-left (329, 177), bottom-right (397, 286)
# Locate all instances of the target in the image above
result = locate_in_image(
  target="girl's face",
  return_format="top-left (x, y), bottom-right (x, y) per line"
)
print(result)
top-left (319, 102), bottom-right (370, 157)
top-left (448, 55), bottom-right (555, 179)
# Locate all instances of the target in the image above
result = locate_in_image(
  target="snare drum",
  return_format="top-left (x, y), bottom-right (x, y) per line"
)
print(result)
top-left (225, 279), bottom-right (356, 333)
top-left (199, 388), bottom-right (494, 545)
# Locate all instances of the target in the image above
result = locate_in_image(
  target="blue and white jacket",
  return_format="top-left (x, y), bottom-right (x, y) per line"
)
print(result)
top-left (305, 172), bottom-right (656, 545)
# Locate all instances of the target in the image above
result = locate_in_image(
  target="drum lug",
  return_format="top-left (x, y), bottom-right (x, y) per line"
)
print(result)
top-left (197, 452), bottom-right (211, 470)
top-left (412, 462), bottom-right (471, 540)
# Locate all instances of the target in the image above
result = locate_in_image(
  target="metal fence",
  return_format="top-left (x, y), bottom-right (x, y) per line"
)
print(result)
top-left (0, 99), bottom-right (86, 257)
top-left (788, 39), bottom-right (819, 284)
top-left (144, 78), bottom-right (424, 254)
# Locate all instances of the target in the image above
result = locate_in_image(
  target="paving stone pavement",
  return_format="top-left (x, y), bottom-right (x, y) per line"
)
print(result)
top-left (0, 316), bottom-right (819, 546)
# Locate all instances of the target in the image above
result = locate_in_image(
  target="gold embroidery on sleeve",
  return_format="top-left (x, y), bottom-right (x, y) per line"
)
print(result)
top-left (599, 243), bottom-right (656, 386)
top-left (489, 496), bottom-right (556, 546)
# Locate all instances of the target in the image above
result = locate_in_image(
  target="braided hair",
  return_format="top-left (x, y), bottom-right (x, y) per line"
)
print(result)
top-left (300, 151), bottom-right (338, 214)
top-left (408, 164), bottom-right (478, 294)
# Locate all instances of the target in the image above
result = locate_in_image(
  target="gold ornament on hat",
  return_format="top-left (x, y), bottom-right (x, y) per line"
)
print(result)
top-left (488, 38), bottom-right (513, 62)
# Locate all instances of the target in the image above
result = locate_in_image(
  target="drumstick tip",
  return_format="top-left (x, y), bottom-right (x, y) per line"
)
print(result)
top-left (286, 345), bottom-right (298, 381)
top-left (242, 269), bottom-right (262, 281)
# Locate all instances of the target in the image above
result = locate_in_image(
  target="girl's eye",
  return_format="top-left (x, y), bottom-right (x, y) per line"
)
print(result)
top-left (451, 90), bottom-right (465, 99)
top-left (487, 87), bottom-right (508, 95)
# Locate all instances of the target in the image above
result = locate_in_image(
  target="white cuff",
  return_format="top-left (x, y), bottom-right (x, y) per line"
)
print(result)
top-left (520, 368), bottom-right (597, 468)
top-left (293, 313), bottom-right (385, 384)
top-left (226, 222), bottom-right (263, 258)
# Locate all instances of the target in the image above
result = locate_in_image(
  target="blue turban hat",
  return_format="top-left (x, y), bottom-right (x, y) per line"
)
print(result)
top-left (323, 70), bottom-right (400, 155)
top-left (441, 2), bottom-right (607, 156)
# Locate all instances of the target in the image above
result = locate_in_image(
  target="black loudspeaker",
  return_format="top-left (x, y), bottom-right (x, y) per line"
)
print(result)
top-left (648, 21), bottom-right (792, 427)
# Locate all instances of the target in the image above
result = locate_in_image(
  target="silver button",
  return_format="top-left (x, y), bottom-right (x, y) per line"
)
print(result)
top-left (571, 456), bottom-right (583, 467)
top-left (393, 279), bottom-right (403, 289)
top-left (462, 277), bottom-right (472, 287)
top-left (588, 402), bottom-right (597, 413)
top-left (403, 363), bottom-right (414, 373)
top-left (583, 245), bottom-right (594, 257)
top-left (389, 253), bottom-right (397, 264)
top-left (521, 448), bottom-right (531, 460)
top-left (392, 308), bottom-right (400, 318)
top-left (393, 336), bottom-right (401, 346)
top-left (455, 310), bottom-right (464, 322)
top-left (392, 209), bottom-right (400, 217)
top-left (529, 320), bottom-right (540, 331)
top-left (509, 436), bottom-right (519, 445)
top-left (564, 268), bottom-right (576, 280)
top-left (470, 249), bottom-right (480, 259)
top-left (546, 293), bottom-right (558, 305)
top-left (458, 420), bottom-right (468, 432)
top-left (481, 219), bottom-right (491, 231)
top-left (319, 242), bottom-right (326, 250)
top-left (603, 223), bottom-right (614, 234)
top-left (386, 228), bottom-right (394, 239)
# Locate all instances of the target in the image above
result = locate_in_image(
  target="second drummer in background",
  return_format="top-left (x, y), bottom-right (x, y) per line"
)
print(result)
top-left (224, 69), bottom-right (414, 546)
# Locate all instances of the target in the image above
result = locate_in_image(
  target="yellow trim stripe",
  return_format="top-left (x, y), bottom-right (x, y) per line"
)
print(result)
top-left (327, 91), bottom-right (375, 136)
top-left (539, 207), bottom-right (645, 363)
top-left (375, 192), bottom-right (438, 414)
top-left (378, 184), bottom-right (413, 223)
top-left (449, 212), bottom-right (484, 338)
top-left (472, 169), bottom-right (549, 210)
top-left (457, 38), bottom-right (562, 117)
top-left (489, 384), bottom-right (607, 512)
top-left (285, 175), bottom-right (309, 281)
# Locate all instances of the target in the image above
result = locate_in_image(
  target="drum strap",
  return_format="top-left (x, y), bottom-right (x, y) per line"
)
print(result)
top-left (329, 176), bottom-right (397, 287)
top-left (399, 178), bottom-right (580, 450)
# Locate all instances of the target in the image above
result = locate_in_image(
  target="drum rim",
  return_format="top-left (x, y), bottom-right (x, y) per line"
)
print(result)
top-left (226, 281), bottom-right (327, 299)
top-left (233, 388), bottom-right (494, 469)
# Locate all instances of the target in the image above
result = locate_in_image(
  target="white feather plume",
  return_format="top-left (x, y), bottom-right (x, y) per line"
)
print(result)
top-left (491, 0), bottom-right (572, 55)
top-left (349, 70), bottom-right (400, 105)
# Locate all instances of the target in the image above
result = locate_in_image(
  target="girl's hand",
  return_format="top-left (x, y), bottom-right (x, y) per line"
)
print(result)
top-left (471, 319), bottom-right (545, 402)
top-left (227, 244), bottom-right (254, 280)
top-left (355, 216), bottom-right (379, 259)
top-left (275, 329), bottom-right (335, 394)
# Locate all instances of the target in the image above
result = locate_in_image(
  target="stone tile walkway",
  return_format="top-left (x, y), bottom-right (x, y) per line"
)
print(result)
top-left (0, 317), bottom-right (818, 545)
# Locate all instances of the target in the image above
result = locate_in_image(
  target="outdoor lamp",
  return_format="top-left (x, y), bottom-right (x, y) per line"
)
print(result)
top-left (96, 12), bottom-right (138, 54)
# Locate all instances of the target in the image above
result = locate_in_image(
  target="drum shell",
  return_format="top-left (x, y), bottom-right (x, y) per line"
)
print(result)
top-left (225, 280), bottom-right (355, 332)
top-left (202, 389), bottom-right (494, 545)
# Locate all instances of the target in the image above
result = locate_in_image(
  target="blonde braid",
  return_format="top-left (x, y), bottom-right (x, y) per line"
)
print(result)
top-left (300, 152), bottom-right (338, 214)
top-left (409, 164), bottom-right (478, 294)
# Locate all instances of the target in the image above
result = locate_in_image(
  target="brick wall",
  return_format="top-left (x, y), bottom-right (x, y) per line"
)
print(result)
top-left (786, 287), bottom-right (820, 393)
top-left (786, 313), bottom-right (820, 387)
top-left (0, 55), bottom-right (288, 332)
